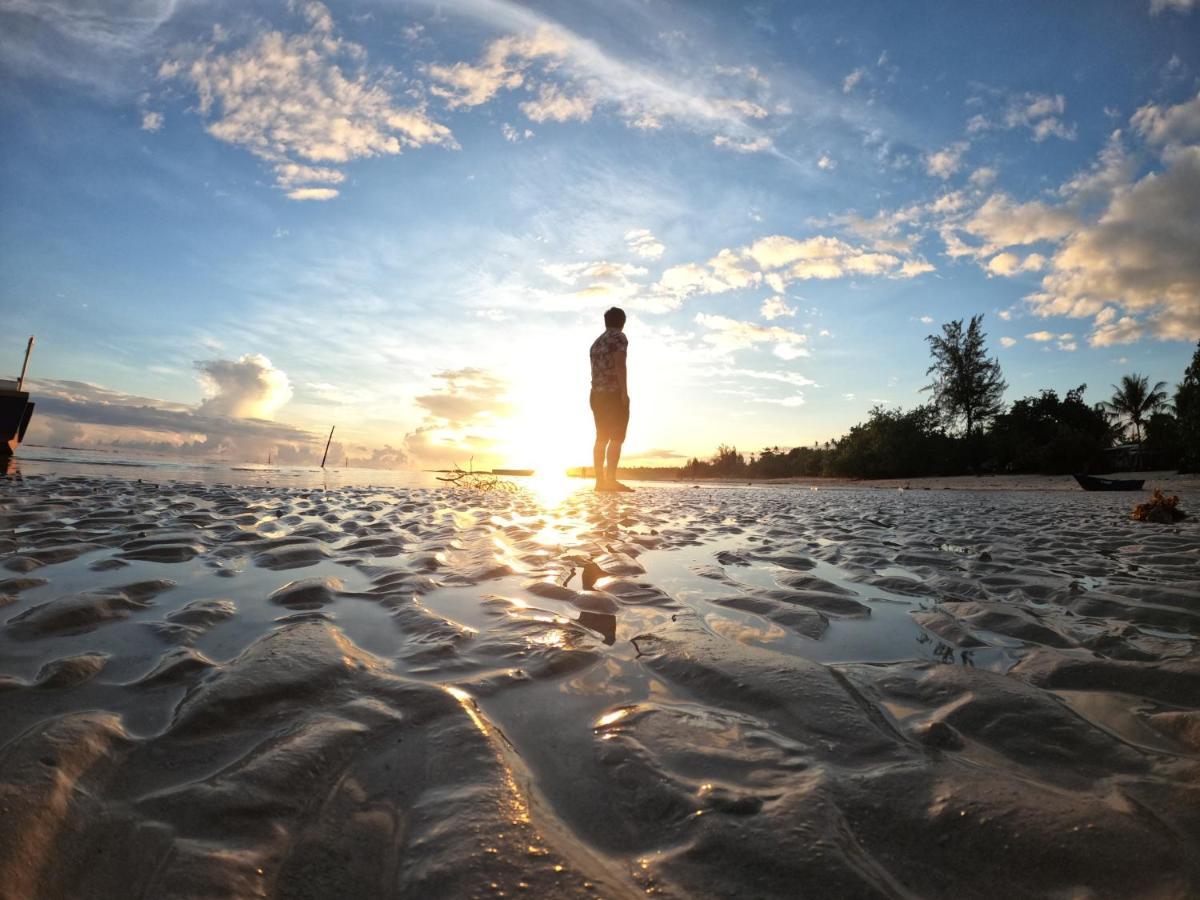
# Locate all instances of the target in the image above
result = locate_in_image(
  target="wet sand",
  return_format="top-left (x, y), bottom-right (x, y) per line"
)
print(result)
top-left (1, 472), bottom-right (1198, 898)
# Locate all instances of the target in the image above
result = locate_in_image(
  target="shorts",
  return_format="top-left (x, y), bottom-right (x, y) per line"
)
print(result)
top-left (590, 390), bottom-right (629, 442)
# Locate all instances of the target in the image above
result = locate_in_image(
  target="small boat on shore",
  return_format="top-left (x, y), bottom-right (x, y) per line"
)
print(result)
top-left (1, 337), bottom-right (35, 457)
top-left (1073, 473), bottom-right (1145, 492)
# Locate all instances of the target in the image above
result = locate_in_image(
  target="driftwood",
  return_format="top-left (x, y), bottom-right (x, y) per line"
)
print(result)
top-left (435, 459), bottom-right (518, 493)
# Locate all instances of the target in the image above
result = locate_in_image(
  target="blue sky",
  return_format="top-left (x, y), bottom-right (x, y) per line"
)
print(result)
top-left (2, 0), bottom-right (1198, 470)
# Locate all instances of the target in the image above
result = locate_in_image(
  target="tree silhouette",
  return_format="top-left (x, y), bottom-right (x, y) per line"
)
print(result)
top-left (924, 315), bottom-right (1007, 435)
top-left (1104, 373), bottom-right (1168, 444)
top-left (1175, 342), bottom-right (1200, 471)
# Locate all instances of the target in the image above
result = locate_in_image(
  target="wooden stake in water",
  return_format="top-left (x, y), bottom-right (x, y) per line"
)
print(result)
top-left (320, 425), bottom-right (335, 468)
top-left (16, 336), bottom-right (34, 390)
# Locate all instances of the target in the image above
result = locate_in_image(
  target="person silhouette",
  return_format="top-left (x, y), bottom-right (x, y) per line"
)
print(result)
top-left (589, 307), bottom-right (633, 492)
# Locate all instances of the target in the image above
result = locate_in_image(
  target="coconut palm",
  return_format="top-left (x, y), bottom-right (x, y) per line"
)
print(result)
top-left (1104, 373), bottom-right (1168, 444)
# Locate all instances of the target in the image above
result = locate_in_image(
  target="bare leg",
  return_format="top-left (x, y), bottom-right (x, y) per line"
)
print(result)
top-left (593, 436), bottom-right (607, 489)
top-left (605, 439), bottom-right (623, 485)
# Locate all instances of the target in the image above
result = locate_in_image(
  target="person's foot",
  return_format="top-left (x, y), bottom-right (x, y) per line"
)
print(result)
top-left (608, 480), bottom-right (635, 492)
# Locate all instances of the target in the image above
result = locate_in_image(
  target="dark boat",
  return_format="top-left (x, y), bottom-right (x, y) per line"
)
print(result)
top-left (1074, 473), bottom-right (1145, 492)
top-left (1, 337), bottom-right (35, 457)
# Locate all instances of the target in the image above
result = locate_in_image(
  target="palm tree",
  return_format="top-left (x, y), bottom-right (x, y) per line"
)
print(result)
top-left (1104, 373), bottom-right (1168, 444)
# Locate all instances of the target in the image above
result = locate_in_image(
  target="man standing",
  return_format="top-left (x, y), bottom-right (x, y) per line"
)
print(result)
top-left (589, 307), bottom-right (633, 492)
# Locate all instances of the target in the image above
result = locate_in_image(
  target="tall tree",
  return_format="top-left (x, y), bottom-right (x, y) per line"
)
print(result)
top-left (924, 315), bottom-right (1007, 435)
top-left (1103, 373), bottom-right (1168, 444)
top-left (1172, 342), bottom-right (1200, 471)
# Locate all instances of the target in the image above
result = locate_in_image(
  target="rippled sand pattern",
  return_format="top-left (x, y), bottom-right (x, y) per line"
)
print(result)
top-left (2, 474), bottom-right (1199, 898)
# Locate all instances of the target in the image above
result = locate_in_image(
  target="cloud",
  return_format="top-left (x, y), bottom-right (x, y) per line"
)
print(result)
top-left (403, 368), bottom-right (510, 464)
top-left (842, 67), bottom-right (866, 93)
top-left (24, 375), bottom-right (315, 461)
top-left (760, 296), bottom-right (795, 320)
top-left (519, 82), bottom-right (596, 122)
top-left (0, 0), bottom-right (180, 93)
top-left (1131, 91), bottom-right (1200, 146)
top-left (817, 153), bottom-right (837, 170)
top-left (963, 193), bottom-right (1078, 252)
top-left (1150, 0), bottom-right (1196, 14)
top-left (161, 2), bottom-right (455, 198)
top-left (919, 315), bottom-right (934, 324)
top-left (969, 166), bottom-right (997, 186)
top-left (1025, 331), bottom-right (1073, 342)
top-left (625, 228), bottom-right (665, 260)
top-left (967, 91), bottom-right (1076, 141)
top-left (426, 26), bottom-right (570, 108)
top-left (140, 110), bottom-right (163, 131)
top-left (694, 313), bottom-right (808, 357)
top-left (925, 141), bottom-right (969, 179)
top-left (425, 17), bottom-right (779, 149)
top-left (501, 122), bottom-right (533, 142)
top-left (274, 163), bottom-right (345, 188)
top-left (999, 336), bottom-right (1017, 348)
top-left (196, 354), bottom-right (293, 418)
top-left (713, 134), bottom-right (773, 153)
top-left (285, 187), bottom-right (339, 201)
top-left (1028, 144), bottom-right (1200, 343)
top-left (986, 251), bottom-right (1048, 276)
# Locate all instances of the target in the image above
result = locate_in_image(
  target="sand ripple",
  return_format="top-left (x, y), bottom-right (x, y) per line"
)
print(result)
top-left (1, 474), bottom-right (1198, 897)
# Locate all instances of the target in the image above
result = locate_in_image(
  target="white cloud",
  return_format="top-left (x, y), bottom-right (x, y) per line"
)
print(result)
top-left (196, 354), bottom-right (292, 419)
top-left (519, 82), bottom-right (596, 122)
top-left (1090, 315), bottom-right (1144, 346)
top-left (968, 91), bottom-right (1076, 142)
top-left (987, 250), bottom-right (1048, 277)
top-left (274, 163), bottom-right (345, 188)
top-left (162, 3), bottom-right (455, 197)
top-left (817, 153), bottom-right (837, 170)
top-left (1131, 92), bottom-right (1200, 146)
top-left (761, 296), bottom-right (796, 319)
top-left (919, 315), bottom-right (934, 324)
top-left (999, 336), bottom-right (1017, 348)
top-left (964, 193), bottom-right (1078, 252)
top-left (286, 187), bottom-right (339, 201)
top-left (427, 27), bottom-right (570, 108)
top-left (969, 166), bottom-right (997, 186)
top-left (842, 67), bottom-right (866, 93)
top-left (694, 313), bottom-right (808, 357)
top-left (713, 134), bottom-right (774, 153)
top-left (1150, 0), bottom-right (1196, 14)
top-left (625, 228), bottom-right (665, 260)
top-left (1060, 131), bottom-right (1135, 206)
top-left (501, 122), bottom-right (534, 142)
top-left (141, 110), bottom-right (163, 132)
top-left (426, 19), bottom-right (778, 148)
top-left (925, 141), bottom-right (969, 179)
top-left (1029, 144), bottom-right (1200, 344)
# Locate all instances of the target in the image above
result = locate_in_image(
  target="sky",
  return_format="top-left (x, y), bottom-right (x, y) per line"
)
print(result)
top-left (1, 0), bottom-right (1198, 473)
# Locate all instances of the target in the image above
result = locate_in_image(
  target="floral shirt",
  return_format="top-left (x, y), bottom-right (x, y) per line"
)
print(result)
top-left (590, 328), bottom-right (628, 392)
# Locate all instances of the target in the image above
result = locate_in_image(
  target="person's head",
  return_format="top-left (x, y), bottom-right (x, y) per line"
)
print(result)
top-left (604, 307), bottom-right (626, 331)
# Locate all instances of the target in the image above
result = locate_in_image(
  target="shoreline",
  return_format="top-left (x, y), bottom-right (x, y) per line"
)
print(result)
top-left (596, 469), bottom-right (1200, 493)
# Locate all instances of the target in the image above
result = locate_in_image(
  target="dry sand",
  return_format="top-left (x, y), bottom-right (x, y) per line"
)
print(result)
top-left (1, 472), bottom-right (1198, 898)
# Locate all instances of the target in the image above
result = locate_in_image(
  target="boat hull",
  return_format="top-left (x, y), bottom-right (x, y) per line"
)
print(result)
top-left (0, 390), bottom-right (34, 456)
top-left (1073, 473), bottom-right (1145, 492)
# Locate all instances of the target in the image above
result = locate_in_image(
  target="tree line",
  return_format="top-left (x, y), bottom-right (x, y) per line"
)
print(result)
top-left (672, 318), bottom-right (1200, 481)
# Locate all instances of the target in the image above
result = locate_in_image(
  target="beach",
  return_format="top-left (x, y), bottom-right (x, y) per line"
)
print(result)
top-left (2, 463), bottom-right (1199, 898)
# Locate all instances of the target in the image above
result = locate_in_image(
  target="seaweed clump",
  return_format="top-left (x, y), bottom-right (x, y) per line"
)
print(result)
top-left (1132, 490), bottom-right (1188, 523)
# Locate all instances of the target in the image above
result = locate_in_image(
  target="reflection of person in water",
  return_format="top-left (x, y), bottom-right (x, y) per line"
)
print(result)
top-left (589, 307), bottom-right (634, 493)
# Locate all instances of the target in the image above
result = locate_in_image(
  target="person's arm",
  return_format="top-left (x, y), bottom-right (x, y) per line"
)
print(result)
top-left (615, 350), bottom-right (628, 403)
